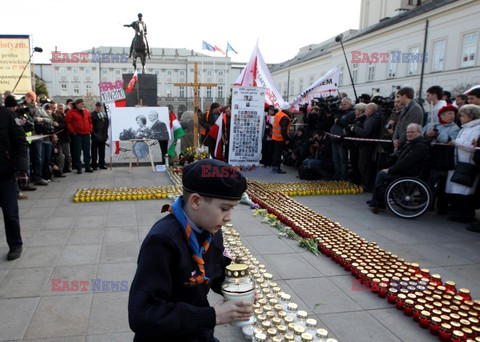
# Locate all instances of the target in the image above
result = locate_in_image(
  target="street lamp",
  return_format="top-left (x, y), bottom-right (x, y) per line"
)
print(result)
top-left (335, 34), bottom-right (358, 102)
top-left (12, 46), bottom-right (43, 93)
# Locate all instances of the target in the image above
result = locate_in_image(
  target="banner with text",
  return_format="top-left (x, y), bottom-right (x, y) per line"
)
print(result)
top-left (290, 67), bottom-right (340, 111)
top-left (0, 35), bottom-right (31, 94)
top-left (229, 86), bottom-right (265, 166)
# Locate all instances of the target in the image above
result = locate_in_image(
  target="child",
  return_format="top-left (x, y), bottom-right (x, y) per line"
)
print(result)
top-left (129, 159), bottom-right (252, 341)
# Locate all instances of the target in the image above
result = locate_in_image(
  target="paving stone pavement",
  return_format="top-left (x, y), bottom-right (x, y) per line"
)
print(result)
top-left (0, 165), bottom-right (479, 341)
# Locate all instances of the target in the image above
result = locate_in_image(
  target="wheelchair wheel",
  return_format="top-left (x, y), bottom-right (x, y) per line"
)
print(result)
top-left (385, 177), bottom-right (431, 219)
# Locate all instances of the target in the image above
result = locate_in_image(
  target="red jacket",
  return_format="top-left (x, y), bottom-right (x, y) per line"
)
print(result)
top-left (65, 109), bottom-right (93, 135)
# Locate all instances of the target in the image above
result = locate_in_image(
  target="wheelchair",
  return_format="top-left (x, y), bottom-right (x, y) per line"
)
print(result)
top-left (384, 153), bottom-right (444, 219)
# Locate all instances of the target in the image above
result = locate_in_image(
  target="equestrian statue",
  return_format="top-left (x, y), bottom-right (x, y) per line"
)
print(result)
top-left (124, 13), bottom-right (150, 73)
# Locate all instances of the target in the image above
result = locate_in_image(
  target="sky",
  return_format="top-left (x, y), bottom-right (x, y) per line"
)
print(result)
top-left (3, 0), bottom-right (361, 65)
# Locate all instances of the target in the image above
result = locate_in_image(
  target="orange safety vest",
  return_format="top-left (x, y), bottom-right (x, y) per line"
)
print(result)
top-left (222, 114), bottom-right (228, 140)
top-left (272, 111), bottom-right (291, 142)
top-left (200, 111), bottom-right (210, 136)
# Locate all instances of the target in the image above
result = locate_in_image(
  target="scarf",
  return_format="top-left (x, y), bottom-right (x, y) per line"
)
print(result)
top-left (164, 197), bottom-right (213, 284)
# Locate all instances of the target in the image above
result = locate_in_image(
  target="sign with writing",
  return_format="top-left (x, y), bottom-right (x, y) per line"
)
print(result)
top-left (0, 35), bottom-right (31, 94)
top-left (98, 80), bottom-right (126, 103)
top-left (229, 86), bottom-right (265, 166)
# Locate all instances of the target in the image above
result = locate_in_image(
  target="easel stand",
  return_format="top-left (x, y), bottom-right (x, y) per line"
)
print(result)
top-left (128, 139), bottom-right (156, 173)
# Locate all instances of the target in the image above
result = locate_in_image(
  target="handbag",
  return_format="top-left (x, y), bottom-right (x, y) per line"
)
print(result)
top-left (451, 151), bottom-right (479, 187)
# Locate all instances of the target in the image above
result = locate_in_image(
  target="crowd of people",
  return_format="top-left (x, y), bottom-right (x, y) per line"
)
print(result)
top-left (1, 91), bottom-right (110, 200)
top-left (254, 86), bottom-right (480, 231)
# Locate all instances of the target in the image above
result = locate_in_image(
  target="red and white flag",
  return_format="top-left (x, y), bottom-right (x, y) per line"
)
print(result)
top-left (126, 70), bottom-right (138, 93)
top-left (208, 113), bottom-right (224, 160)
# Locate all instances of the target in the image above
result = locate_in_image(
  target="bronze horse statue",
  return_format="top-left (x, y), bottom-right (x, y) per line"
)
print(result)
top-left (124, 13), bottom-right (150, 73)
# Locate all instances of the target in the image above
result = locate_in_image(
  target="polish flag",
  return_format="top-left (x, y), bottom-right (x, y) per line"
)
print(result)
top-left (126, 70), bottom-right (138, 93)
top-left (208, 113), bottom-right (224, 160)
top-left (214, 45), bottom-right (226, 55)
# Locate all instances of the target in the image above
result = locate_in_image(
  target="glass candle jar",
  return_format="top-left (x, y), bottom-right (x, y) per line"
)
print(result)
top-left (459, 288), bottom-right (472, 302)
top-left (419, 310), bottom-right (431, 329)
top-left (451, 330), bottom-right (464, 342)
top-left (396, 294), bottom-right (406, 311)
top-left (439, 323), bottom-right (452, 342)
top-left (413, 305), bottom-right (425, 322)
top-left (404, 299), bottom-right (415, 316)
top-left (430, 316), bottom-right (442, 336)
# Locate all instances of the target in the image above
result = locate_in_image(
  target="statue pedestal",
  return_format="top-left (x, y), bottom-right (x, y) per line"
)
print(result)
top-left (123, 73), bottom-right (157, 107)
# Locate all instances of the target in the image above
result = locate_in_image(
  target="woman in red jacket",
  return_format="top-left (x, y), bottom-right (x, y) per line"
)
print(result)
top-left (65, 99), bottom-right (93, 174)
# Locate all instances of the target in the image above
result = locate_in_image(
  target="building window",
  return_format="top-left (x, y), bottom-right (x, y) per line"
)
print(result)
top-left (298, 79), bottom-right (304, 94)
top-left (461, 32), bottom-right (478, 68)
top-left (179, 86), bottom-right (185, 98)
top-left (407, 47), bottom-right (420, 75)
top-left (309, 75), bottom-right (314, 85)
top-left (73, 84), bottom-right (80, 95)
top-left (85, 67), bottom-right (91, 74)
top-left (352, 63), bottom-right (358, 83)
top-left (218, 70), bottom-right (224, 76)
top-left (85, 84), bottom-right (92, 95)
top-left (115, 69), bottom-right (121, 75)
top-left (338, 66), bottom-right (344, 86)
top-left (368, 63), bottom-right (376, 82)
top-left (206, 86), bottom-right (212, 98)
top-left (154, 70), bottom-right (160, 75)
top-left (207, 70), bottom-right (212, 76)
top-left (72, 68), bottom-right (79, 75)
top-left (166, 70), bottom-right (172, 76)
top-left (179, 70), bottom-right (185, 75)
top-left (432, 40), bottom-right (446, 72)
top-left (59, 67), bottom-right (66, 74)
top-left (102, 69), bottom-right (108, 75)
top-left (387, 53), bottom-right (396, 78)
top-left (218, 86), bottom-right (223, 99)
top-left (61, 83), bottom-right (67, 95)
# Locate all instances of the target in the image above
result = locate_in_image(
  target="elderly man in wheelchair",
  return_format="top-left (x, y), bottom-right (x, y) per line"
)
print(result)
top-left (367, 123), bottom-right (431, 217)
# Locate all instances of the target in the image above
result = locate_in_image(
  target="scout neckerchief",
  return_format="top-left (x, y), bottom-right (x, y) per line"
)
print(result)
top-left (162, 197), bottom-right (212, 284)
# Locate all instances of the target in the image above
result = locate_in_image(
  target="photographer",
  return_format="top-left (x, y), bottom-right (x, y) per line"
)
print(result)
top-left (284, 127), bottom-right (308, 167)
top-left (330, 97), bottom-right (355, 180)
top-left (346, 103), bottom-right (367, 185)
top-left (349, 103), bottom-right (382, 192)
top-left (298, 131), bottom-right (333, 179)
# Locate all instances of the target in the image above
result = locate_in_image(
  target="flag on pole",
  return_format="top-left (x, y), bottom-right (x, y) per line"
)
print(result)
top-left (202, 41), bottom-right (215, 51)
top-left (208, 113), bottom-right (224, 160)
top-left (126, 70), bottom-right (138, 93)
top-left (226, 42), bottom-right (238, 54)
top-left (167, 111), bottom-right (186, 157)
top-left (214, 45), bottom-right (226, 55)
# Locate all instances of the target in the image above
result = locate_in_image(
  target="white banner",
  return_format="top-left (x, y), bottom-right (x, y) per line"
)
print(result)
top-left (290, 67), bottom-right (340, 110)
top-left (234, 43), bottom-right (286, 109)
top-left (229, 86), bottom-right (265, 166)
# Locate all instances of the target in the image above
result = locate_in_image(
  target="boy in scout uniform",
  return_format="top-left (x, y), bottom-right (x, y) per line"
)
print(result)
top-left (129, 159), bottom-right (252, 341)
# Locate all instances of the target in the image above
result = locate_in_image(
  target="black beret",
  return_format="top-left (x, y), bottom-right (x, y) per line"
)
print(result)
top-left (182, 159), bottom-right (247, 200)
top-left (4, 95), bottom-right (17, 108)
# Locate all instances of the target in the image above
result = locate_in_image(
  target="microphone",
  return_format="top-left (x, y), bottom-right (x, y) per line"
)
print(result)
top-left (34, 47), bottom-right (43, 53)
top-left (11, 46), bottom-right (43, 93)
top-left (335, 34), bottom-right (344, 43)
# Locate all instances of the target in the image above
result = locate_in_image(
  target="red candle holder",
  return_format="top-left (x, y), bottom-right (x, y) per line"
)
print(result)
top-left (450, 330), bottom-right (464, 342)
top-left (388, 288), bottom-right (398, 304)
top-left (396, 294), bottom-right (406, 311)
top-left (429, 316), bottom-right (441, 335)
top-left (439, 323), bottom-right (452, 342)
top-left (378, 282), bottom-right (388, 298)
top-left (419, 311), bottom-right (431, 329)
top-left (431, 274), bottom-right (442, 286)
top-left (404, 299), bottom-right (415, 316)
top-left (459, 288), bottom-right (472, 302)
top-left (413, 305), bottom-right (424, 322)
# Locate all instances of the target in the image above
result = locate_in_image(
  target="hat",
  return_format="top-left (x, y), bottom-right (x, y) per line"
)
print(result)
top-left (25, 91), bottom-right (36, 101)
top-left (281, 102), bottom-right (291, 111)
top-left (4, 95), bottom-right (18, 108)
top-left (438, 104), bottom-right (458, 117)
top-left (182, 159), bottom-right (247, 200)
top-left (95, 102), bottom-right (102, 107)
top-left (75, 99), bottom-right (84, 105)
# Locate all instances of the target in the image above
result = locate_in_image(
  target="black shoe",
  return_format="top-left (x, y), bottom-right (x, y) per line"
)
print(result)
top-left (34, 179), bottom-right (49, 186)
top-left (64, 169), bottom-right (72, 173)
top-left (85, 168), bottom-right (94, 173)
top-left (99, 166), bottom-right (108, 170)
top-left (92, 167), bottom-right (98, 171)
top-left (7, 246), bottom-right (22, 261)
top-left (447, 216), bottom-right (475, 223)
top-left (22, 184), bottom-right (37, 191)
top-left (371, 207), bottom-right (379, 214)
top-left (77, 169), bottom-right (83, 174)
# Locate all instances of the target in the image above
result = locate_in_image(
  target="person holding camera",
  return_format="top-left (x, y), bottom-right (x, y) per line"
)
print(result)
top-left (349, 103), bottom-right (382, 192)
top-left (299, 131), bottom-right (333, 179)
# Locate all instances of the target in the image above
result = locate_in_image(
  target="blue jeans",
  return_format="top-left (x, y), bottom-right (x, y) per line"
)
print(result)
top-left (30, 140), bottom-right (43, 181)
top-left (331, 142), bottom-right (348, 180)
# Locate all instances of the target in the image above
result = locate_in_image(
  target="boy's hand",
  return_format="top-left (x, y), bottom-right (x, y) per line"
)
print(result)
top-left (214, 300), bottom-right (253, 325)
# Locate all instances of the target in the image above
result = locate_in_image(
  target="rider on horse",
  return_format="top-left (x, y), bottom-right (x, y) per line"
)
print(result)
top-left (124, 13), bottom-right (150, 59)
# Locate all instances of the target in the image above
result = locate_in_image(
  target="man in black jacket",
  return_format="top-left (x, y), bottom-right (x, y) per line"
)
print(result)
top-left (351, 103), bottom-right (382, 191)
top-left (91, 102), bottom-right (109, 170)
top-left (368, 123), bottom-right (429, 212)
top-left (0, 106), bottom-right (29, 260)
top-left (330, 98), bottom-right (355, 180)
